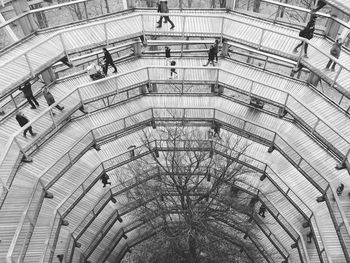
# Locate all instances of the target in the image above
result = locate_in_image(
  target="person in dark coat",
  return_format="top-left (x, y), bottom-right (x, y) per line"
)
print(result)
top-left (102, 48), bottom-right (117, 74)
top-left (258, 204), bottom-right (266, 218)
top-left (156, 0), bottom-right (175, 29)
top-left (213, 39), bottom-right (219, 63)
top-left (336, 183), bottom-right (344, 196)
top-left (165, 46), bottom-right (171, 65)
top-left (203, 45), bottom-right (215, 66)
top-left (19, 81), bottom-right (39, 109)
top-left (15, 111), bottom-right (37, 138)
top-left (43, 87), bottom-right (64, 114)
top-left (101, 173), bottom-right (111, 187)
top-left (169, 60), bottom-right (177, 79)
top-left (293, 14), bottom-right (317, 58)
top-left (325, 38), bottom-right (342, 71)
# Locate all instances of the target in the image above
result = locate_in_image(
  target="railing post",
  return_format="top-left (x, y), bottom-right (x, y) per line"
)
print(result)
top-left (59, 33), bottom-right (67, 54)
top-left (77, 88), bottom-right (84, 106)
top-left (331, 65), bottom-right (342, 88)
top-left (215, 68), bottom-right (220, 93)
top-left (49, 109), bottom-right (57, 129)
top-left (312, 118), bottom-right (320, 133)
top-left (141, 14), bottom-right (145, 36)
top-left (336, 147), bottom-right (350, 170)
top-left (258, 29), bottom-right (265, 50)
top-left (182, 16), bottom-right (186, 38)
top-left (181, 68), bottom-right (186, 94)
top-left (24, 53), bottom-right (34, 77)
top-left (220, 16), bottom-right (225, 42)
top-left (10, 94), bottom-right (18, 109)
top-left (249, 81), bottom-right (253, 97)
top-left (104, 23), bottom-right (108, 46)
top-left (84, 1), bottom-right (89, 21)
top-left (14, 136), bottom-right (32, 162)
top-left (268, 133), bottom-right (276, 153)
top-left (297, 41), bottom-right (305, 63)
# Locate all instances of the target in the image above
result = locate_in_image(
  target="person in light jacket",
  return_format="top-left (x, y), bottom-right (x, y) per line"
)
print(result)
top-left (325, 38), bottom-right (342, 71)
top-left (43, 87), bottom-right (64, 114)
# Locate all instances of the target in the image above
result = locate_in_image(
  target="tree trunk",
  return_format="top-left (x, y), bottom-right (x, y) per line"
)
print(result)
top-left (188, 233), bottom-right (198, 263)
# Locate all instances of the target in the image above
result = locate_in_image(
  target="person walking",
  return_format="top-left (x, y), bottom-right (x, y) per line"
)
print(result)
top-left (203, 45), bottom-right (215, 66)
top-left (213, 39), bottom-right (220, 63)
top-left (293, 14), bottom-right (317, 58)
top-left (258, 204), bottom-right (266, 218)
top-left (43, 87), bottom-right (64, 114)
top-left (101, 173), bottom-right (111, 187)
top-left (156, 0), bottom-right (175, 29)
top-left (169, 60), bottom-right (178, 79)
top-left (336, 183), bottom-right (344, 196)
top-left (102, 48), bottom-right (117, 74)
top-left (325, 38), bottom-right (342, 71)
top-left (165, 46), bottom-right (171, 65)
top-left (19, 81), bottom-right (39, 109)
top-left (15, 111), bottom-right (37, 138)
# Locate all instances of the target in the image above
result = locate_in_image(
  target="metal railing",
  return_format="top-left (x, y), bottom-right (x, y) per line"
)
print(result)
top-left (1, 11), bottom-right (350, 102)
top-left (1, 67), bottom-right (350, 260)
top-left (1, 65), bottom-right (348, 195)
top-left (22, 137), bottom-right (314, 262)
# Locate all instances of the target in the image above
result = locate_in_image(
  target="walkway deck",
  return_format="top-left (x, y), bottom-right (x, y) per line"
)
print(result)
top-left (1, 95), bottom-right (348, 262)
top-left (0, 11), bottom-right (350, 99)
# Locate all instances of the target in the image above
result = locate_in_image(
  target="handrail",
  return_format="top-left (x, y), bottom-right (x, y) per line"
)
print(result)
top-left (0, 64), bottom-right (347, 195)
top-left (2, 67), bottom-right (350, 260)
top-left (79, 167), bottom-right (306, 261)
top-left (77, 167), bottom-right (296, 259)
top-left (0, 64), bottom-right (347, 204)
top-left (0, 0), bottom-right (88, 31)
top-left (15, 113), bottom-right (338, 263)
top-left (28, 0), bottom-right (88, 13)
top-left (2, 11), bottom-right (350, 99)
top-left (311, 214), bottom-right (333, 263)
top-left (14, 118), bottom-right (314, 262)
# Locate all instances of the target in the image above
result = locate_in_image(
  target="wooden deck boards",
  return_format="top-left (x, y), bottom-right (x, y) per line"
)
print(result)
top-left (1, 11), bottom-right (350, 99)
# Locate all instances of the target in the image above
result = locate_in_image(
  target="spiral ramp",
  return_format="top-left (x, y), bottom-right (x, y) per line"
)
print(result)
top-left (0, 3), bottom-right (350, 263)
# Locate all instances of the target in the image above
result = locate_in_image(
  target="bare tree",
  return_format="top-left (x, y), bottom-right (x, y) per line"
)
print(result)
top-left (118, 125), bottom-right (272, 263)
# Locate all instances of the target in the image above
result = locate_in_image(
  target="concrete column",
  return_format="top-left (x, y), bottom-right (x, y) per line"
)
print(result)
top-left (325, 8), bottom-right (344, 39)
top-left (11, 0), bottom-right (37, 35)
top-left (41, 68), bottom-right (56, 85)
top-left (307, 72), bottom-right (320, 86)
